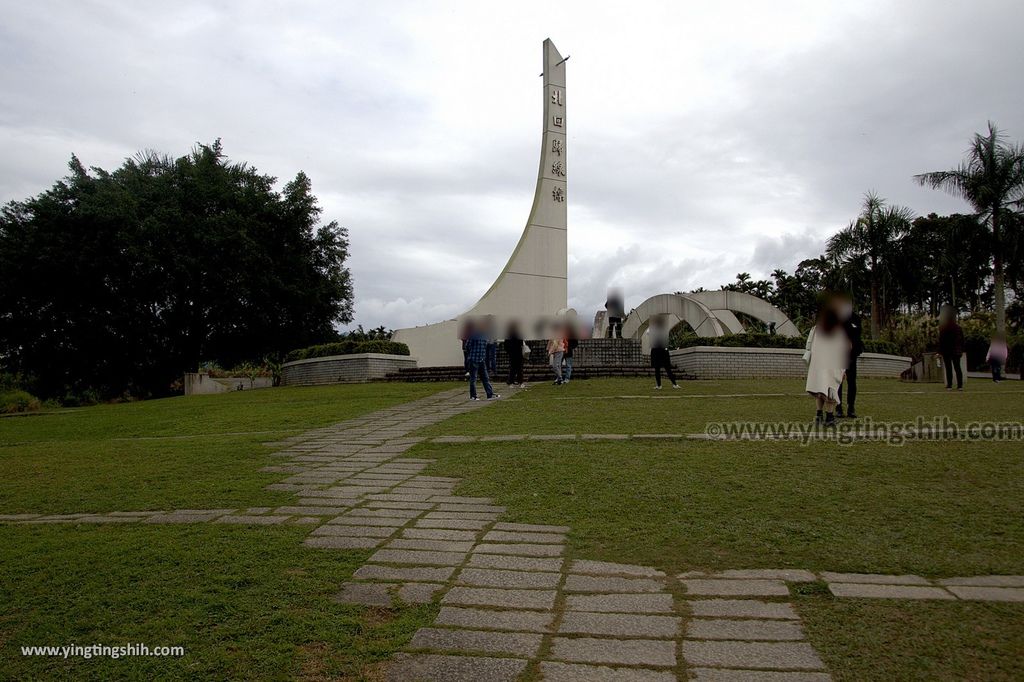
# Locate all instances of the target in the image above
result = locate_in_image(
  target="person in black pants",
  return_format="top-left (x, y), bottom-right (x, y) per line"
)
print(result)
top-left (837, 300), bottom-right (863, 418)
top-left (649, 314), bottom-right (680, 389)
top-left (503, 322), bottom-right (525, 387)
top-left (938, 304), bottom-right (965, 390)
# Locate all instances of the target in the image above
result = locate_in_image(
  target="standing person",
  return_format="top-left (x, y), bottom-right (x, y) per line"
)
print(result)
top-left (547, 326), bottom-right (565, 385)
top-left (986, 332), bottom-right (1009, 383)
top-left (484, 316), bottom-right (498, 377)
top-left (459, 320), bottom-right (472, 379)
top-left (465, 322), bottom-right (500, 401)
top-left (805, 297), bottom-right (850, 427)
top-left (503, 322), bottom-right (526, 387)
top-left (563, 324), bottom-right (578, 383)
top-left (836, 298), bottom-right (864, 418)
top-left (938, 304), bottom-right (965, 391)
top-left (605, 288), bottom-right (625, 339)
top-left (649, 314), bottom-right (680, 390)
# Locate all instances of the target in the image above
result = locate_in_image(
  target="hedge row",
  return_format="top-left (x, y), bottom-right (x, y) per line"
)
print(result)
top-left (674, 332), bottom-right (900, 356)
top-left (283, 340), bottom-right (410, 363)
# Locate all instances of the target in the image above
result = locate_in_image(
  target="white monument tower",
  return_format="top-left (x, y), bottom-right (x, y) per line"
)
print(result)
top-left (392, 39), bottom-right (568, 366)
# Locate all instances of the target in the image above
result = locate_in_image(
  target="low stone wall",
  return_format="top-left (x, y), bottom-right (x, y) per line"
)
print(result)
top-left (184, 373), bottom-right (273, 395)
top-left (281, 353), bottom-right (417, 386)
top-left (669, 346), bottom-right (911, 380)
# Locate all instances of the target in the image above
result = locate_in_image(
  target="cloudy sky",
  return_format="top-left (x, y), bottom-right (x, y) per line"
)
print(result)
top-left (3, 1), bottom-right (1023, 329)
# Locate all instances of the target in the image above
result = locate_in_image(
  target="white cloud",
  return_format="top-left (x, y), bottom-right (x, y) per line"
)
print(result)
top-left (2, 0), bottom-right (1022, 331)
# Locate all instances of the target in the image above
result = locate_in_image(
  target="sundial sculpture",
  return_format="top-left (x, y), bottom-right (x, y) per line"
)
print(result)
top-left (392, 39), bottom-right (569, 367)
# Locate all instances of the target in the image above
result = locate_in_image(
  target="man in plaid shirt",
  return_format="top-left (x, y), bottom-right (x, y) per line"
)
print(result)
top-left (464, 321), bottom-right (500, 401)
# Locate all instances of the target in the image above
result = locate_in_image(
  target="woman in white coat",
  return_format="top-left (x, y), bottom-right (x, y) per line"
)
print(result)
top-left (805, 298), bottom-right (851, 427)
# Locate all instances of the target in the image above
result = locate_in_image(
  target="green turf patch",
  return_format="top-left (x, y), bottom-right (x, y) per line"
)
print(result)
top-left (0, 383), bottom-right (455, 514)
top-left (0, 524), bottom-right (433, 681)
top-left (413, 438), bottom-right (1024, 576)
top-left (414, 377), bottom-right (1024, 436)
top-left (796, 595), bottom-right (1024, 680)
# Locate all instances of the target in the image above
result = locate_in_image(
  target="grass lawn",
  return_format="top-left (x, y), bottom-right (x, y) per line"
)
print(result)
top-left (794, 587), bottom-right (1024, 681)
top-left (0, 382), bottom-right (455, 514)
top-left (2, 377), bottom-right (1022, 680)
top-left (414, 377), bottom-right (1024, 436)
top-left (0, 524), bottom-right (434, 681)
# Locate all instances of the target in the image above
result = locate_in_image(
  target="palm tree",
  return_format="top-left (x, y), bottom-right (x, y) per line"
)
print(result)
top-left (915, 122), bottom-right (1024, 335)
top-left (826, 192), bottom-right (915, 338)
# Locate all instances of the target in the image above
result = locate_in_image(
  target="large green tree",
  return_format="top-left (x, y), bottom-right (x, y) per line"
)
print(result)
top-left (0, 141), bottom-right (353, 399)
top-left (915, 122), bottom-right (1024, 335)
top-left (826, 192), bottom-right (915, 338)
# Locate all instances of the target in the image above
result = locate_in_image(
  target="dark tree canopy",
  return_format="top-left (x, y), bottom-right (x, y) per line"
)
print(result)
top-left (0, 141), bottom-right (353, 399)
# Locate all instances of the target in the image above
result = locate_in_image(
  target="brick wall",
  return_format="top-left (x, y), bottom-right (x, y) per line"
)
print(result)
top-left (669, 346), bottom-right (910, 380)
top-left (281, 353), bottom-right (417, 386)
top-left (495, 338), bottom-right (647, 371)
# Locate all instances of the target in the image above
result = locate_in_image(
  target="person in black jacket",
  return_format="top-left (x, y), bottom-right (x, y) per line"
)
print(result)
top-left (503, 322), bottom-right (525, 387)
top-left (836, 298), bottom-right (863, 418)
top-left (938, 304), bottom-right (965, 390)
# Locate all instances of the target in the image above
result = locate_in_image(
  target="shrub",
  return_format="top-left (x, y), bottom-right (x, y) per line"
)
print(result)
top-left (0, 389), bottom-right (42, 413)
top-left (283, 340), bottom-right (410, 363)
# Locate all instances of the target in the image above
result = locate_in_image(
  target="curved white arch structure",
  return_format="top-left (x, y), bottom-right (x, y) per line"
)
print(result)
top-left (393, 39), bottom-right (568, 367)
top-left (621, 294), bottom-right (726, 339)
top-left (620, 292), bottom-right (801, 342)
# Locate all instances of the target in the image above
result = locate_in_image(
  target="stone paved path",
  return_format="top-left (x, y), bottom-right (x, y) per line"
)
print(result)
top-left (4, 386), bottom-right (1024, 680)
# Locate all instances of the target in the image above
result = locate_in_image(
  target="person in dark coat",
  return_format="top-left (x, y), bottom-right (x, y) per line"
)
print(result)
top-left (836, 298), bottom-right (864, 418)
top-left (503, 322), bottom-right (525, 387)
top-left (938, 304), bottom-right (965, 390)
top-left (649, 314), bottom-right (680, 389)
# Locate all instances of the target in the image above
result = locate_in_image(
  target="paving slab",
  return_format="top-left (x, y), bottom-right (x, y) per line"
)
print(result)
top-left (347, 508), bottom-right (423, 519)
top-left (403, 528), bottom-right (479, 542)
top-left (416, 518), bottom-right (493, 530)
top-left (683, 641), bottom-right (825, 670)
top-left (467, 554), bottom-right (566, 572)
top-left (214, 515), bottom-right (291, 525)
top-left (558, 612), bottom-right (681, 638)
top-left (938, 575), bottom-right (1024, 587)
top-left (571, 560), bottom-right (665, 578)
top-left (274, 501), bottom-right (350, 512)
top-left (333, 582), bottom-right (392, 606)
top-left (291, 516), bottom-right (322, 525)
top-left (540, 662), bottom-right (677, 682)
top-left (442, 587), bottom-right (556, 610)
top-left (682, 579), bottom-right (789, 597)
top-left (550, 636), bottom-right (676, 667)
top-left (688, 618), bottom-right (804, 641)
top-left (369, 549), bottom-right (467, 566)
top-left (435, 504), bottom-right (507, 513)
top-left (690, 669), bottom-right (832, 681)
top-left (142, 512), bottom-right (221, 524)
top-left (482, 530), bottom-right (566, 544)
top-left (75, 515), bottom-right (142, 523)
top-left (384, 653), bottom-right (526, 682)
top-left (426, 511), bottom-right (503, 520)
top-left (493, 522), bottom-right (570, 533)
top-left (304, 536), bottom-right (383, 549)
top-left (820, 572), bottom-right (929, 585)
top-left (386, 538), bottom-right (476, 553)
top-left (0, 514), bottom-right (41, 521)
top-left (429, 496), bottom-right (494, 504)
top-left (354, 564), bottom-right (455, 582)
top-left (564, 575), bottom-right (665, 593)
top-left (365, 501), bottom-right (436, 510)
top-left (564, 593), bottom-right (674, 614)
top-left (397, 583), bottom-right (445, 604)
top-left (457, 567), bottom-right (561, 589)
top-left (828, 583), bottom-right (954, 600)
top-left (434, 606), bottom-right (554, 633)
top-left (311, 524), bottom-right (396, 538)
top-left (473, 543), bottom-right (564, 557)
top-left (688, 600), bottom-right (798, 620)
top-left (714, 569), bottom-right (818, 582)
top-left (409, 627), bottom-right (542, 657)
top-left (945, 585), bottom-right (1024, 602)
top-left (329, 516), bottom-right (407, 527)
